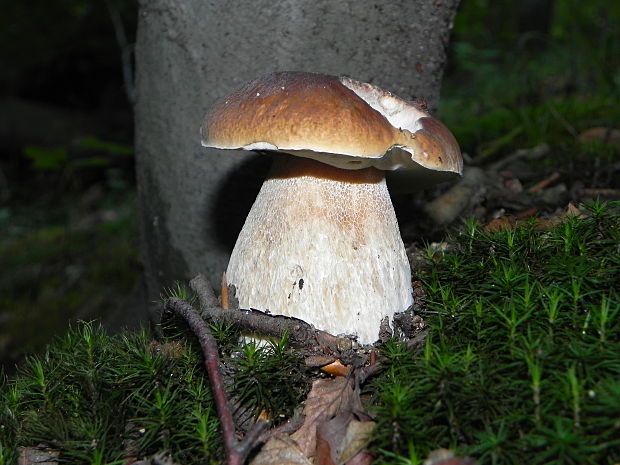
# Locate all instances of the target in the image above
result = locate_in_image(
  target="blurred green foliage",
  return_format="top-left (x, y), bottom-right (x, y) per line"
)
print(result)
top-left (22, 147), bottom-right (68, 170)
top-left (442, 0), bottom-right (620, 156)
top-left (22, 137), bottom-right (133, 171)
top-left (76, 137), bottom-right (134, 156)
top-left (0, 0), bottom-right (137, 370)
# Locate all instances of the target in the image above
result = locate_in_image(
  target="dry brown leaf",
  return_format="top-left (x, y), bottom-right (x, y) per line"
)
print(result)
top-left (316, 411), bottom-right (375, 465)
top-left (344, 450), bottom-right (374, 465)
top-left (316, 436), bottom-right (337, 465)
top-left (315, 411), bottom-right (350, 465)
top-left (250, 434), bottom-right (312, 465)
top-left (578, 127), bottom-right (620, 147)
top-left (534, 202), bottom-right (585, 231)
top-left (484, 202), bottom-right (586, 233)
top-left (483, 215), bottom-right (518, 232)
top-left (339, 419), bottom-right (375, 463)
top-left (290, 377), bottom-right (354, 459)
top-left (320, 359), bottom-right (351, 377)
top-left (258, 409), bottom-right (271, 422)
top-left (254, 372), bottom-right (374, 465)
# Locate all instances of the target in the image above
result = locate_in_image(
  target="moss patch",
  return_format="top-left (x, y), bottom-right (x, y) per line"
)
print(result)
top-left (371, 201), bottom-right (620, 464)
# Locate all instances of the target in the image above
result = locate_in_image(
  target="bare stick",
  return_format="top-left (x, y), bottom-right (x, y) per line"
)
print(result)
top-left (221, 273), bottom-right (230, 310)
top-left (165, 298), bottom-right (266, 465)
top-left (527, 171), bottom-right (561, 193)
top-left (580, 188), bottom-right (620, 200)
top-left (188, 274), bottom-right (353, 352)
top-left (489, 144), bottom-right (550, 173)
top-left (190, 273), bottom-right (219, 310)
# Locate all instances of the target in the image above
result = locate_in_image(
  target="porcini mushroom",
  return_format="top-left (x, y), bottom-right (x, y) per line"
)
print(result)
top-left (201, 71), bottom-right (462, 344)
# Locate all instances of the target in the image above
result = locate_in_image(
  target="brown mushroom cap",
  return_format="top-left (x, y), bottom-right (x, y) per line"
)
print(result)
top-left (201, 71), bottom-right (462, 186)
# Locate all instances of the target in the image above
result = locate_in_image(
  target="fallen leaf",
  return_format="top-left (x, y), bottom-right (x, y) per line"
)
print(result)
top-left (290, 377), bottom-right (354, 458)
top-left (255, 371), bottom-right (375, 465)
top-left (250, 434), bottom-right (312, 465)
top-left (344, 450), bottom-right (374, 465)
top-left (534, 202), bottom-right (585, 231)
top-left (320, 359), bottom-right (351, 377)
top-left (578, 127), bottom-right (620, 147)
top-left (339, 419), bottom-right (375, 463)
top-left (483, 216), bottom-right (518, 232)
top-left (484, 202), bottom-right (586, 233)
top-left (316, 410), bottom-right (375, 465)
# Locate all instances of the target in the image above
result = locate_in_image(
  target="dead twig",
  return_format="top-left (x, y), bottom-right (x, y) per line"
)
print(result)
top-left (189, 273), bottom-right (219, 310)
top-left (515, 207), bottom-right (539, 219)
top-left (188, 274), bottom-right (353, 352)
top-left (579, 188), bottom-right (620, 200)
top-left (220, 273), bottom-right (230, 309)
top-left (423, 166), bottom-right (487, 224)
top-left (164, 298), bottom-right (269, 465)
top-left (527, 171), bottom-right (561, 193)
top-left (489, 144), bottom-right (550, 173)
top-left (199, 306), bottom-right (352, 352)
top-left (356, 355), bottom-right (386, 385)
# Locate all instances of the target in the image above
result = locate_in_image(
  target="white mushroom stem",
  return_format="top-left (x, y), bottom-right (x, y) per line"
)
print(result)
top-left (226, 156), bottom-right (413, 344)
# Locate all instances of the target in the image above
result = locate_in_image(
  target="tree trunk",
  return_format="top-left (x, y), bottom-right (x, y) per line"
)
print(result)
top-left (134, 0), bottom-right (460, 321)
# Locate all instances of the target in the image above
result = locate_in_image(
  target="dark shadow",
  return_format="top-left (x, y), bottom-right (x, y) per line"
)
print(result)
top-left (210, 153), bottom-right (272, 251)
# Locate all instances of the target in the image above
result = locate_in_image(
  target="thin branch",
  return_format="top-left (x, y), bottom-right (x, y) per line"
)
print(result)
top-left (220, 273), bottom-right (230, 309)
top-left (527, 171), bottom-right (561, 193)
top-left (165, 298), bottom-right (270, 465)
top-left (190, 273), bottom-right (220, 310)
top-left (188, 274), bottom-right (353, 352)
top-left (579, 188), bottom-right (620, 200)
top-left (489, 144), bottom-right (550, 173)
top-left (235, 420), bottom-right (270, 459)
top-left (165, 298), bottom-right (238, 461)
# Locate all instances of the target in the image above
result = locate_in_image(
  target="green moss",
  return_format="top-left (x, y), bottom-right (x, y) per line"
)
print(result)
top-left (0, 323), bottom-right (219, 464)
top-left (371, 201), bottom-right (620, 464)
top-left (2, 204), bottom-right (619, 464)
top-left (230, 336), bottom-right (309, 422)
top-left (0, 320), bottom-right (309, 464)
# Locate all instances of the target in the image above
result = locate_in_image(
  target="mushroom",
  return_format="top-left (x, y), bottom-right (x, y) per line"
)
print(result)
top-left (201, 71), bottom-right (462, 344)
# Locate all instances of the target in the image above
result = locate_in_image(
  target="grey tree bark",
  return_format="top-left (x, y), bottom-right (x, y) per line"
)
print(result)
top-left (134, 0), bottom-right (460, 321)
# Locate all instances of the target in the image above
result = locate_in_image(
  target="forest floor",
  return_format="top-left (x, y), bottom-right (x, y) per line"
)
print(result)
top-left (1, 129), bottom-right (619, 464)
